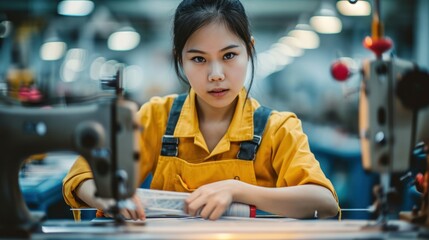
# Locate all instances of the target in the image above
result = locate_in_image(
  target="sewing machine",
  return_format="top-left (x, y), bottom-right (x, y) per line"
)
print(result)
top-left (0, 67), bottom-right (139, 237)
top-left (332, 0), bottom-right (429, 229)
top-left (358, 52), bottom-right (429, 229)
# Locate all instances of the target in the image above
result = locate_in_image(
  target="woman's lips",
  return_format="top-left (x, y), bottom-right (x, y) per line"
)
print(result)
top-left (208, 88), bottom-right (229, 97)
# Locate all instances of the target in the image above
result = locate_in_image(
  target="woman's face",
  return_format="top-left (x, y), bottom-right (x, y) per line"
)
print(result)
top-left (182, 21), bottom-right (249, 110)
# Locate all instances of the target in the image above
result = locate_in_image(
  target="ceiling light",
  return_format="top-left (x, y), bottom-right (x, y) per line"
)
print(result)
top-left (108, 27), bottom-right (141, 51)
top-left (272, 41), bottom-right (303, 57)
top-left (40, 41), bottom-right (67, 61)
top-left (288, 24), bottom-right (320, 49)
top-left (337, 0), bottom-right (371, 16)
top-left (310, 16), bottom-right (342, 34)
top-left (58, 0), bottom-right (94, 16)
top-left (310, 2), bottom-right (342, 34)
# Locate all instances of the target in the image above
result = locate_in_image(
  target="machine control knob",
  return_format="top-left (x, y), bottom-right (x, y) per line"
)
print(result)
top-left (75, 121), bottom-right (105, 149)
top-left (396, 68), bottom-right (429, 110)
top-left (374, 131), bottom-right (386, 145)
top-left (331, 61), bottom-right (350, 82)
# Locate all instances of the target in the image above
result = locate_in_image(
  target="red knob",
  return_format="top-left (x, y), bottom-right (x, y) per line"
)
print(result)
top-left (331, 61), bottom-right (350, 81)
top-left (363, 36), bottom-right (393, 58)
top-left (415, 173), bottom-right (424, 193)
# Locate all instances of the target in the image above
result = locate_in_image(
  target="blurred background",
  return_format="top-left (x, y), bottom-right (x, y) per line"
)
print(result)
top-left (1, 0), bottom-right (428, 220)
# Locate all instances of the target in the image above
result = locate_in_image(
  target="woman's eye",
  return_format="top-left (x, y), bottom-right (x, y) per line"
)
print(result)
top-left (191, 56), bottom-right (205, 63)
top-left (224, 52), bottom-right (237, 60)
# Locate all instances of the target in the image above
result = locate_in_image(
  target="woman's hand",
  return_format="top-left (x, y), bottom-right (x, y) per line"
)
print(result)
top-left (184, 179), bottom-right (241, 220)
top-left (76, 179), bottom-right (145, 221)
top-left (110, 194), bottom-right (146, 221)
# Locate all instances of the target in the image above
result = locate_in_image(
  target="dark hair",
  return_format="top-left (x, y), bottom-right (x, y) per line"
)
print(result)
top-left (172, 0), bottom-right (256, 96)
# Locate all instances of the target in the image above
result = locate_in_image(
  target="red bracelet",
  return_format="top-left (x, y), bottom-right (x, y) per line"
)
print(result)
top-left (249, 205), bottom-right (256, 218)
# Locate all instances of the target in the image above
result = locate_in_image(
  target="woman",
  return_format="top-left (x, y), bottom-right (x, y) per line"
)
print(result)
top-left (63, 0), bottom-right (339, 221)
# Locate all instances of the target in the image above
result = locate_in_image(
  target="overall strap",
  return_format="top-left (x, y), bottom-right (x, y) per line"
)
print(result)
top-left (237, 106), bottom-right (272, 161)
top-left (160, 94), bottom-right (187, 156)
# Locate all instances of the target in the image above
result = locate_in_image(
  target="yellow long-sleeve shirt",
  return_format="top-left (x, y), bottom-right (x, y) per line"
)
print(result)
top-left (63, 88), bottom-right (338, 219)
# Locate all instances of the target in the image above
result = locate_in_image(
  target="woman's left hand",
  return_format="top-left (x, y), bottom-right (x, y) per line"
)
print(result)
top-left (184, 179), bottom-right (241, 220)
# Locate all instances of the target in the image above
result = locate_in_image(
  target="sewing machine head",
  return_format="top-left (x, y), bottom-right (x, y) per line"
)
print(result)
top-left (359, 58), bottom-right (425, 173)
top-left (0, 67), bottom-right (140, 236)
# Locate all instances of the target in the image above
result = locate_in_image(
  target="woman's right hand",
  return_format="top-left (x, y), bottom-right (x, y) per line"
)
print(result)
top-left (114, 194), bottom-right (146, 221)
top-left (76, 179), bottom-right (145, 221)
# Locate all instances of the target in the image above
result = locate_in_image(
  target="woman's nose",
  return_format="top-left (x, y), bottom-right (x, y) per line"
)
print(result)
top-left (208, 62), bottom-right (225, 81)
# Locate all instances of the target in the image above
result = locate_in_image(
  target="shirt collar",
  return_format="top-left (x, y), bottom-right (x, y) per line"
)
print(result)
top-left (174, 88), bottom-right (254, 142)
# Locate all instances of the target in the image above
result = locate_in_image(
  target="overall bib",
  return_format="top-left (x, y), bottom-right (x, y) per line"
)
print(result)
top-left (150, 94), bottom-right (272, 192)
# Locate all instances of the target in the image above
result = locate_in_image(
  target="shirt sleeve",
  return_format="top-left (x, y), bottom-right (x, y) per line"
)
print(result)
top-left (270, 112), bottom-right (339, 203)
top-left (62, 156), bottom-right (93, 209)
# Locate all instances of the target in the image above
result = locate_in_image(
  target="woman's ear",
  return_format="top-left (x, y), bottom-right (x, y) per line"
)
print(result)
top-left (251, 36), bottom-right (255, 46)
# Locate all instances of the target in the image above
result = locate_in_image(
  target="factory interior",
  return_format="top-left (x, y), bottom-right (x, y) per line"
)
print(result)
top-left (1, 0), bottom-right (429, 239)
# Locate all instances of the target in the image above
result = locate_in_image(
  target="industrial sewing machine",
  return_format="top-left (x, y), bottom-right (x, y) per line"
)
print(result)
top-left (0, 66), bottom-right (140, 237)
top-left (331, 0), bottom-right (429, 230)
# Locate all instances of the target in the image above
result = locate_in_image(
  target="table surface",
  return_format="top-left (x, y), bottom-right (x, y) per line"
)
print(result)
top-left (23, 218), bottom-right (429, 240)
